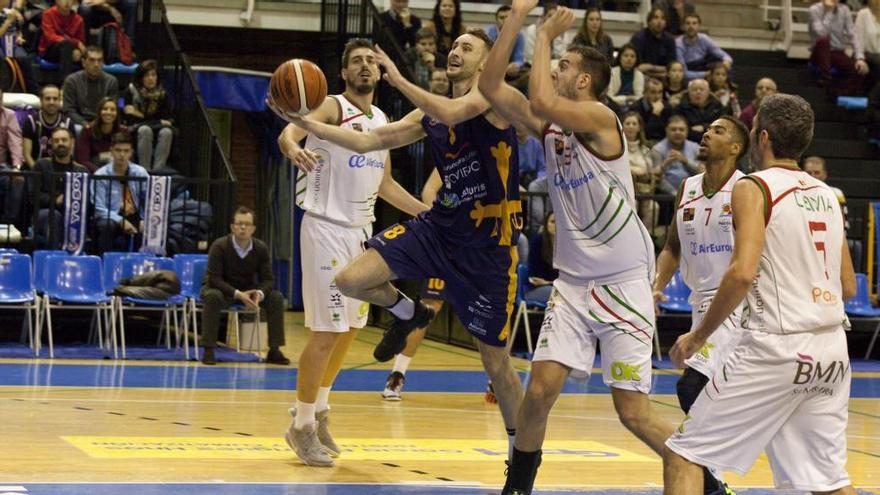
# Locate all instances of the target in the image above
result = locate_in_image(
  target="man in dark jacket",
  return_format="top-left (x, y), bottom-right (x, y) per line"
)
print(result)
top-left (674, 78), bottom-right (730, 143)
top-left (201, 206), bottom-right (289, 365)
top-left (33, 127), bottom-right (88, 248)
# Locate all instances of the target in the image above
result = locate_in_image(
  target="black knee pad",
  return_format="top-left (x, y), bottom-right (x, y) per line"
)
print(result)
top-left (676, 367), bottom-right (709, 414)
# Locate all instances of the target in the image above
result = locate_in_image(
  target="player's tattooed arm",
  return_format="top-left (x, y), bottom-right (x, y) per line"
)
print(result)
top-left (379, 155), bottom-right (431, 217)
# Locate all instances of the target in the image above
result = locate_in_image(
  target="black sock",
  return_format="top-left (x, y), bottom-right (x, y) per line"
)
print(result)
top-left (507, 447), bottom-right (542, 493)
top-left (702, 465), bottom-right (722, 493)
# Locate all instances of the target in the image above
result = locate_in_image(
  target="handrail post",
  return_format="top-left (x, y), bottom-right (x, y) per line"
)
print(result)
top-left (782, 0), bottom-right (793, 51)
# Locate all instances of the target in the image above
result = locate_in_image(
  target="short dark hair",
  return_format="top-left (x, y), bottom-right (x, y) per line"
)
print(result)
top-left (645, 77), bottom-right (664, 88)
top-left (50, 126), bottom-right (75, 141)
top-left (684, 13), bottom-right (701, 23)
top-left (233, 206), bottom-right (256, 223)
top-left (717, 115), bottom-right (750, 160)
top-left (566, 45), bottom-right (611, 99)
top-left (133, 59), bottom-right (159, 89)
top-left (755, 93), bottom-right (814, 161)
top-left (415, 28), bottom-right (435, 43)
top-left (646, 6), bottom-right (665, 24)
top-left (39, 84), bottom-right (60, 98)
top-left (496, 4), bottom-right (511, 16)
top-left (466, 28), bottom-right (494, 52)
top-left (342, 38), bottom-right (374, 68)
top-left (667, 114), bottom-right (689, 127)
top-left (616, 43), bottom-right (640, 68)
top-left (111, 131), bottom-right (133, 146)
top-left (85, 45), bottom-right (103, 57)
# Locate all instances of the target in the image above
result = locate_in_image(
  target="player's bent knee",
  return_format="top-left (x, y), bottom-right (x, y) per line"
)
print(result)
top-left (333, 267), bottom-right (361, 298)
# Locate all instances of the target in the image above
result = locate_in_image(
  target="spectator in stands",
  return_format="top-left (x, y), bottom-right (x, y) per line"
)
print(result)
top-left (38, 0), bottom-right (86, 80)
top-left (78, 0), bottom-right (137, 47)
top-left (665, 59), bottom-right (687, 106)
top-left (652, 0), bottom-right (695, 36)
top-left (738, 77), bottom-right (776, 129)
top-left (123, 59), bottom-right (174, 171)
top-left (423, 0), bottom-right (465, 56)
top-left (407, 29), bottom-right (446, 90)
top-left (623, 111), bottom-right (663, 240)
top-left (708, 62), bottom-right (741, 115)
top-left (200, 206), bottom-right (289, 365)
top-left (675, 78), bottom-right (730, 142)
top-left (0, 87), bottom-right (23, 227)
top-left (676, 13), bottom-right (733, 81)
top-left (609, 43), bottom-right (644, 110)
top-left (651, 114), bottom-right (700, 195)
top-left (803, 155), bottom-right (861, 268)
top-left (570, 8), bottom-right (614, 62)
top-left (77, 97), bottom-right (127, 173)
top-left (855, 0), bottom-right (880, 90)
top-left (809, 0), bottom-right (868, 96)
top-left (517, 126), bottom-right (544, 187)
top-left (379, 0), bottom-right (422, 52)
top-left (428, 68), bottom-right (449, 95)
top-left (525, 212), bottom-right (558, 304)
top-left (23, 85), bottom-right (72, 169)
top-left (524, 2), bottom-right (570, 65)
top-left (62, 45), bottom-right (119, 127)
top-left (92, 131), bottom-right (148, 252)
top-left (0, 0), bottom-right (37, 93)
top-left (636, 77), bottom-right (672, 142)
top-left (631, 7), bottom-right (677, 79)
top-left (486, 5), bottom-right (525, 80)
top-left (527, 175), bottom-right (549, 237)
top-left (33, 127), bottom-right (88, 248)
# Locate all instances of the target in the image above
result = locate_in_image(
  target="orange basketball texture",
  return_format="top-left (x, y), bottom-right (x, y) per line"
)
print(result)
top-left (269, 59), bottom-right (328, 116)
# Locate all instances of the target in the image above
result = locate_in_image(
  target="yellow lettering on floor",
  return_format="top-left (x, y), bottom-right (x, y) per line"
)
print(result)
top-left (62, 437), bottom-right (656, 462)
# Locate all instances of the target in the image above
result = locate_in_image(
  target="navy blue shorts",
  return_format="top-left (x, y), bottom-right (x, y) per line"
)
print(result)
top-left (366, 216), bottom-right (518, 347)
top-left (420, 277), bottom-right (448, 301)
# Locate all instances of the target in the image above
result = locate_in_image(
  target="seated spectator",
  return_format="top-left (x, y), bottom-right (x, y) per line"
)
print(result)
top-left (77, 97), bottom-right (127, 173)
top-left (525, 212), bottom-right (558, 305)
top-left (92, 131), bottom-right (148, 252)
top-left (623, 111), bottom-right (663, 240)
top-left (653, 0), bottom-right (695, 36)
top-left (78, 0), bottom-right (137, 47)
top-left (635, 77), bottom-right (672, 142)
top-left (0, 0), bottom-right (37, 93)
top-left (33, 127), bottom-right (88, 248)
top-left (123, 59), bottom-right (174, 171)
top-left (651, 114), bottom-right (700, 195)
top-left (379, 0), bottom-right (422, 52)
top-left (665, 60), bottom-right (687, 106)
top-left (517, 126), bottom-right (545, 187)
top-left (406, 29), bottom-right (445, 90)
top-left (708, 62), bottom-right (740, 116)
top-left (0, 87), bottom-right (23, 227)
top-left (856, 0), bottom-right (880, 90)
top-left (423, 0), bottom-right (466, 56)
top-left (674, 78), bottom-right (729, 142)
top-left (38, 0), bottom-right (86, 80)
top-left (738, 77), bottom-right (776, 129)
top-left (428, 68), bottom-right (449, 95)
top-left (608, 43), bottom-right (644, 110)
top-left (62, 45), bottom-right (119, 127)
top-left (486, 5), bottom-right (525, 80)
top-left (23, 85), bottom-right (73, 169)
top-left (676, 13), bottom-right (733, 81)
top-left (570, 8), bottom-right (613, 62)
top-left (803, 155), bottom-right (861, 268)
top-left (631, 7), bottom-right (677, 79)
top-left (200, 206), bottom-right (289, 365)
top-left (809, 0), bottom-right (868, 96)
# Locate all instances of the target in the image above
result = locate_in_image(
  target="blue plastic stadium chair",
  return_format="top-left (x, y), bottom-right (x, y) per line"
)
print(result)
top-left (174, 257), bottom-right (208, 360)
top-left (0, 248), bottom-right (18, 253)
top-left (115, 256), bottom-right (186, 359)
top-left (0, 254), bottom-right (40, 354)
top-left (103, 62), bottom-right (138, 75)
top-left (658, 270), bottom-right (692, 313)
top-left (43, 255), bottom-right (116, 358)
top-left (845, 273), bottom-right (880, 359)
top-left (33, 250), bottom-right (67, 294)
top-left (103, 251), bottom-right (153, 295)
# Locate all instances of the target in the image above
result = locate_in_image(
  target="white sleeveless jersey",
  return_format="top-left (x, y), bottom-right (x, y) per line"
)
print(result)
top-left (741, 166), bottom-right (847, 334)
top-left (296, 95), bottom-right (389, 228)
top-left (543, 121), bottom-right (655, 285)
top-left (676, 169), bottom-right (744, 295)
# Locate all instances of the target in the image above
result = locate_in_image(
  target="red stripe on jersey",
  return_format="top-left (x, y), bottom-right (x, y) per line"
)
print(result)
top-left (590, 289), bottom-right (652, 341)
top-left (771, 185), bottom-right (825, 207)
top-left (340, 112), bottom-right (365, 125)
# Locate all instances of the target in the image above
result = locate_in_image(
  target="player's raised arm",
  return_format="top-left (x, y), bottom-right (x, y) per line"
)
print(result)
top-left (291, 108), bottom-right (427, 155)
top-left (275, 95), bottom-right (339, 172)
top-left (478, 0), bottom-right (544, 138)
top-left (378, 155), bottom-right (431, 217)
top-left (528, 8), bottom-right (617, 135)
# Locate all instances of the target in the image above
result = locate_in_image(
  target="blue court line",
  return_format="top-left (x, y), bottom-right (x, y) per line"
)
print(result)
top-left (3, 484), bottom-right (877, 495)
top-left (1, 363), bottom-right (879, 398)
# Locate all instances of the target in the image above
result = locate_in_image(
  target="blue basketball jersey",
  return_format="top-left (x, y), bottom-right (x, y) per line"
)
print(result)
top-left (421, 113), bottom-right (522, 248)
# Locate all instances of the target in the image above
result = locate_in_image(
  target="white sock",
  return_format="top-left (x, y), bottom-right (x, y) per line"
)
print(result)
top-left (315, 387), bottom-right (331, 413)
top-left (392, 354), bottom-right (412, 375)
top-left (294, 400), bottom-right (316, 429)
top-left (507, 428), bottom-right (516, 460)
top-left (387, 291), bottom-right (415, 320)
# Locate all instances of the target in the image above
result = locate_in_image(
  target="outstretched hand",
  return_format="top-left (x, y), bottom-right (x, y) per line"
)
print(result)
top-left (375, 45), bottom-right (404, 87)
top-left (538, 7), bottom-right (576, 40)
top-left (512, 0), bottom-right (539, 14)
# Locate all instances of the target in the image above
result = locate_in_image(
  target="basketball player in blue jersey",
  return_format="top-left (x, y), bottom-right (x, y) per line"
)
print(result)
top-left (478, 2), bottom-right (676, 494)
top-left (288, 29), bottom-right (526, 460)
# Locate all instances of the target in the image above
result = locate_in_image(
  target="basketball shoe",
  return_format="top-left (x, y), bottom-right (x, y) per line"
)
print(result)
top-left (284, 421), bottom-right (333, 467)
top-left (374, 299), bottom-right (434, 362)
top-left (382, 371), bottom-right (405, 401)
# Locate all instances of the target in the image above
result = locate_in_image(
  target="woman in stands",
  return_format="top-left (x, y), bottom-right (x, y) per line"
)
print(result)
top-left (423, 0), bottom-right (465, 56)
top-left (76, 97), bottom-right (126, 172)
top-left (622, 111), bottom-right (663, 245)
top-left (525, 212), bottom-right (558, 305)
top-left (571, 8), bottom-right (614, 62)
top-left (665, 60), bottom-right (687, 107)
top-left (123, 59), bottom-right (174, 171)
top-left (608, 43), bottom-right (644, 111)
top-left (708, 62), bottom-right (741, 116)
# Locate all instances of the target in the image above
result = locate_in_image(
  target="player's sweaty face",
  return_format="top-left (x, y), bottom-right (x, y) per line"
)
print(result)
top-left (344, 48), bottom-right (380, 91)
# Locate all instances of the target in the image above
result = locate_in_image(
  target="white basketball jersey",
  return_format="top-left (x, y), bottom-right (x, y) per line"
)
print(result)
top-left (296, 95), bottom-right (389, 228)
top-left (676, 169), bottom-right (744, 295)
top-left (741, 166), bottom-right (847, 334)
top-left (543, 122), bottom-right (655, 285)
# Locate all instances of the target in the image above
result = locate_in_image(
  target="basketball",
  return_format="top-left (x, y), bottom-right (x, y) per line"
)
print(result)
top-left (269, 58), bottom-right (327, 116)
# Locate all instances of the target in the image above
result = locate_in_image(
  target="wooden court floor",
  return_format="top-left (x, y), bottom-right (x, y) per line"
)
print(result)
top-left (0, 313), bottom-right (878, 495)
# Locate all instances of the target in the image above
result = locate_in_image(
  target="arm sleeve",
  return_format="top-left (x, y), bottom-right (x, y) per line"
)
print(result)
top-left (93, 173), bottom-right (123, 224)
top-left (8, 112), bottom-right (22, 168)
top-left (73, 15), bottom-right (85, 44)
top-left (810, 5), bottom-right (829, 38)
top-left (63, 78), bottom-right (88, 126)
top-left (847, 8), bottom-right (864, 59)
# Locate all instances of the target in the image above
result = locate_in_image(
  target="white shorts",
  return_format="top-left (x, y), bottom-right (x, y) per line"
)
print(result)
top-left (300, 213), bottom-right (371, 332)
top-left (684, 292), bottom-right (744, 378)
top-left (666, 327), bottom-right (851, 492)
top-left (532, 277), bottom-right (655, 394)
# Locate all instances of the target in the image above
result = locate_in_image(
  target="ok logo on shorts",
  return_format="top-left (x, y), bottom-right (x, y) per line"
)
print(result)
top-left (611, 361), bottom-right (641, 381)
